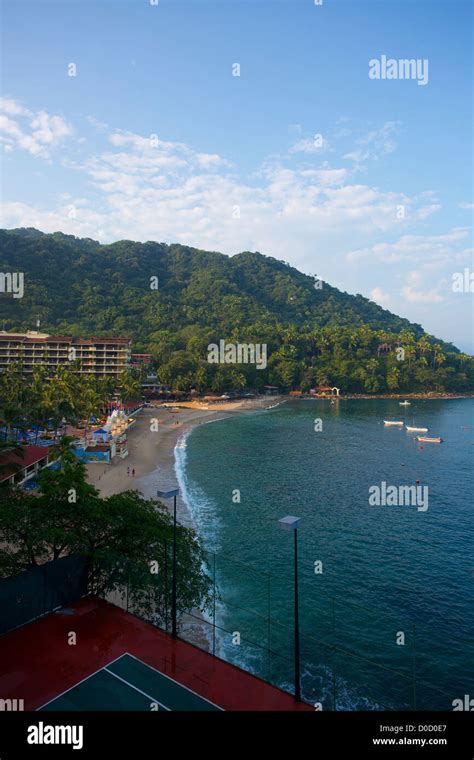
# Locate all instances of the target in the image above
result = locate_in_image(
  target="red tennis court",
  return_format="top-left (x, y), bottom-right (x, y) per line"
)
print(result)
top-left (0, 597), bottom-right (312, 711)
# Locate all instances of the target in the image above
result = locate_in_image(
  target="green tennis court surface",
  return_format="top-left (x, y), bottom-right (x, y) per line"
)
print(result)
top-left (39, 653), bottom-right (222, 711)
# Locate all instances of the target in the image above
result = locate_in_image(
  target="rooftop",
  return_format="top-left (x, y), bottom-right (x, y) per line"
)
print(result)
top-left (0, 331), bottom-right (131, 344)
top-left (0, 444), bottom-right (55, 482)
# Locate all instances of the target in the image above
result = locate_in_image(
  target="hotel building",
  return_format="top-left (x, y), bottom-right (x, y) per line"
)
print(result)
top-left (0, 331), bottom-right (131, 377)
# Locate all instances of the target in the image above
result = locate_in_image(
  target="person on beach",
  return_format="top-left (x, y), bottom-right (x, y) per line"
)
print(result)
top-left (127, 466), bottom-right (130, 476)
top-left (132, 468), bottom-right (135, 476)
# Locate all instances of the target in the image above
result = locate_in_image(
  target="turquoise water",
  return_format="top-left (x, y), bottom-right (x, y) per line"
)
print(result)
top-left (177, 399), bottom-right (474, 710)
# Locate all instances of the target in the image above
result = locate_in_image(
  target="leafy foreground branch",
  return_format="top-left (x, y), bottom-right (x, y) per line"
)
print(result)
top-left (0, 445), bottom-right (212, 627)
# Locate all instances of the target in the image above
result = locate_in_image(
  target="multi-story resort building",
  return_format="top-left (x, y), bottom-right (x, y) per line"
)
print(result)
top-left (0, 331), bottom-right (131, 376)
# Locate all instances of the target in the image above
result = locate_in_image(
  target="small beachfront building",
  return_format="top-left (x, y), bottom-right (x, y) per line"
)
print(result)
top-left (263, 385), bottom-right (280, 396)
top-left (84, 444), bottom-right (112, 463)
top-left (311, 386), bottom-right (341, 397)
top-left (0, 445), bottom-right (58, 488)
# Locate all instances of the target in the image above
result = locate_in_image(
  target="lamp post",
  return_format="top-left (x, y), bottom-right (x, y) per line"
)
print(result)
top-left (157, 488), bottom-right (180, 638)
top-left (278, 515), bottom-right (301, 702)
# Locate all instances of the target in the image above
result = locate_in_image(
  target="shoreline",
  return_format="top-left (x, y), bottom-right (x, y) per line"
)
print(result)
top-left (86, 396), bottom-right (285, 528)
top-left (294, 392), bottom-right (474, 400)
top-left (86, 392), bottom-right (472, 655)
top-left (86, 391), bottom-right (471, 524)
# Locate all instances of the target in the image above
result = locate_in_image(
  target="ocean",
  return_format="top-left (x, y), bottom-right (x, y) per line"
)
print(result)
top-left (175, 398), bottom-right (474, 710)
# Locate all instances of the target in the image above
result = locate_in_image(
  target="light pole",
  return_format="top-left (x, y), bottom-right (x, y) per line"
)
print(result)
top-left (278, 515), bottom-right (301, 702)
top-left (157, 488), bottom-right (180, 638)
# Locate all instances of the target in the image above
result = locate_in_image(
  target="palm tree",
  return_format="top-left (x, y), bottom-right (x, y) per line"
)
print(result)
top-left (117, 370), bottom-right (141, 403)
top-left (0, 364), bottom-right (26, 441)
top-left (76, 380), bottom-right (103, 443)
top-left (431, 344), bottom-right (446, 369)
top-left (417, 335), bottom-right (433, 365)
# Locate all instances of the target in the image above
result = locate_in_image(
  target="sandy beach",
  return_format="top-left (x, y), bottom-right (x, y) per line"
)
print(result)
top-left (85, 390), bottom-right (468, 522)
top-left (86, 397), bottom-right (284, 526)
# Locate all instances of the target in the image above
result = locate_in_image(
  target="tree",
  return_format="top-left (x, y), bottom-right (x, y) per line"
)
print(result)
top-left (117, 370), bottom-right (142, 402)
top-left (76, 490), bottom-right (212, 625)
top-left (386, 367), bottom-right (400, 391)
top-left (0, 441), bottom-right (212, 627)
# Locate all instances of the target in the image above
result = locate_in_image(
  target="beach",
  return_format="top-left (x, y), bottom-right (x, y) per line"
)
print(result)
top-left (85, 390), bottom-right (471, 524)
top-left (86, 397), bottom-right (284, 526)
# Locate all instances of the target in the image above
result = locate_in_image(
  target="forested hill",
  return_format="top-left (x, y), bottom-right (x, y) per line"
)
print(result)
top-left (0, 227), bottom-right (441, 341)
top-left (1, 227), bottom-right (472, 393)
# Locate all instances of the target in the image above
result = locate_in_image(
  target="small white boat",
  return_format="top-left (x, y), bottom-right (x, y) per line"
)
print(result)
top-left (416, 436), bottom-right (443, 444)
top-left (399, 401), bottom-right (411, 406)
top-left (384, 420), bottom-right (404, 426)
top-left (406, 426), bottom-right (429, 433)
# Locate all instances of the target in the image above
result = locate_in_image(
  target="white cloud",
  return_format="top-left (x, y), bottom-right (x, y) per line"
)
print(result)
top-left (344, 121), bottom-right (400, 164)
top-left (196, 152), bottom-right (231, 168)
top-left (346, 229), bottom-right (469, 264)
top-left (30, 111), bottom-right (71, 145)
top-left (370, 287), bottom-right (392, 307)
top-left (401, 286), bottom-right (444, 304)
top-left (289, 136), bottom-right (329, 154)
top-left (1, 98), bottom-right (472, 350)
top-left (108, 130), bottom-right (185, 154)
top-left (87, 115), bottom-right (109, 132)
top-left (1, 158), bottom-right (440, 269)
top-left (459, 201), bottom-right (474, 209)
top-left (0, 98), bottom-right (72, 159)
top-left (0, 110), bottom-right (437, 264)
top-left (401, 271), bottom-right (445, 304)
top-left (0, 97), bottom-right (30, 117)
top-left (300, 168), bottom-right (347, 186)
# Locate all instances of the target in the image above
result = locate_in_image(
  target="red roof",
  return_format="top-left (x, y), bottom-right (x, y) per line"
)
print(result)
top-left (0, 445), bottom-right (55, 482)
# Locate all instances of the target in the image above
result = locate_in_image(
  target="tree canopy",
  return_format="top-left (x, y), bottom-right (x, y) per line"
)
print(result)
top-left (1, 228), bottom-right (472, 393)
top-left (0, 440), bottom-right (211, 627)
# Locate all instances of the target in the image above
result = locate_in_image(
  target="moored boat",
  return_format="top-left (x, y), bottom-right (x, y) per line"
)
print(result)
top-left (384, 420), bottom-right (404, 426)
top-left (416, 436), bottom-right (443, 443)
top-left (399, 401), bottom-right (411, 406)
top-left (406, 426), bottom-right (429, 433)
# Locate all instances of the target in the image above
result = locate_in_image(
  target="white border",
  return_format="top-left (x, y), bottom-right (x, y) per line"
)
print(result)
top-left (125, 652), bottom-right (224, 710)
top-left (37, 652), bottom-right (223, 711)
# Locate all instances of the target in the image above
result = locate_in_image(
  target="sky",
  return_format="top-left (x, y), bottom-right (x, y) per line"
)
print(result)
top-left (0, 0), bottom-right (472, 351)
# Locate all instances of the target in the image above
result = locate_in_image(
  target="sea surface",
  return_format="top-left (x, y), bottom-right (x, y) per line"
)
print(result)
top-left (175, 399), bottom-right (474, 710)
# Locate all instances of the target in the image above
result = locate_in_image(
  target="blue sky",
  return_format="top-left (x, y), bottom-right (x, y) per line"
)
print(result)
top-left (1, 0), bottom-right (472, 350)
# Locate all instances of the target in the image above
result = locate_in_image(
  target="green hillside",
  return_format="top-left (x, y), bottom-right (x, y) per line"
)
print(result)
top-left (0, 228), bottom-right (472, 393)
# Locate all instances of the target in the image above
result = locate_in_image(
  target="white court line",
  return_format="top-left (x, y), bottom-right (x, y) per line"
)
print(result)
top-left (37, 650), bottom-right (223, 711)
top-left (36, 653), bottom-right (131, 710)
top-left (125, 651), bottom-right (224, 710)
top-left (103, 667), bottom-right (170, 711)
